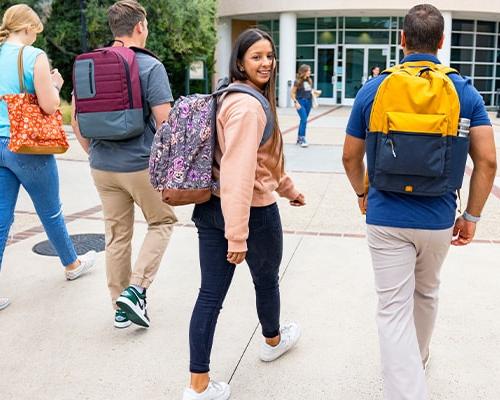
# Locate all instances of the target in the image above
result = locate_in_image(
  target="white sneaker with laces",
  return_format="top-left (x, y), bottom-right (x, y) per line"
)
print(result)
top-left (259, 322), bottom-right (301, 362)
top-left (0, 297), bottom-right (10, 311)
top-left (65, 250), bottom-right (97, 281)
top-left (300, 140), bottom-right (309, 148)
top-left (182, 381), bottom-right (230, 400)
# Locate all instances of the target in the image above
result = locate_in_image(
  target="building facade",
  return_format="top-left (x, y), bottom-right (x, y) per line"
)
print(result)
top-left (215, 1), bottom-right (500, 107)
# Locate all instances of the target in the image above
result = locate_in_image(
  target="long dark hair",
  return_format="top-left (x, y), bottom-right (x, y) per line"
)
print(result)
top-left (229, 28), bottom-right (283, 172)
top-left (296, 64), bottom-right (312, 86)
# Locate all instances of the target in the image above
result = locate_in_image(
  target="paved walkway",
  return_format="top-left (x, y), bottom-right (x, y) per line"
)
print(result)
top-left (1, 107), bottom-right (500, 399)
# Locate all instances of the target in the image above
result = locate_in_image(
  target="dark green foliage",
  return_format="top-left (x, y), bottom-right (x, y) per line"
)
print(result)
top-left (0, 0), bottom-right (38, 10)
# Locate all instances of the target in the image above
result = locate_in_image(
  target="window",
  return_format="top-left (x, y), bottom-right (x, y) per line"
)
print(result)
top-left (451, 63), bottom-right (472, 76)
top-left (477, 20), bottom-right (496, 33)
top-left (476, 35), bottom-right (496, 48)
top-left (345, 17), bottom-right (390, 29)
top-left (317, 31), bottom-right (336, 45)
top-left (297, 31), bottom-right (315, 45)
top-left (476, 49), bottom-right (495, 63)
top-left (297, 46), bottom-right (315, 60)
top-left (451, 48), bottom-right (473, 61)
top-left (317, 17), bottom-right (336, 30)
top-left (451, 18), bottom-right (499, 106)
top-left (452, 19), bottom-right (474, 31)
top-left (452, 33), bottom-right (473, 47)
top-left (344, 31), bottom-right (389, 45)
top-left (297, 18), bottom-right (315, 30)
top-left (474, 64), bottom-right (494, 77)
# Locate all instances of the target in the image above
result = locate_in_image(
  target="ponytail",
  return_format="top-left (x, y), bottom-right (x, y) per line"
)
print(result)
top-left (0, 28), bottom-right (10, 44)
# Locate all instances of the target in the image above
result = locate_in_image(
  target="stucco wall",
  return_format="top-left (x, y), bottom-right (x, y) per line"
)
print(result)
top-left (218, 0), bottom-right (500, 18)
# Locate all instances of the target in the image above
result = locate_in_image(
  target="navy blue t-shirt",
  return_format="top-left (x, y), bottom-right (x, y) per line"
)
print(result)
top-left (346, 54), bottom-right (491, 230)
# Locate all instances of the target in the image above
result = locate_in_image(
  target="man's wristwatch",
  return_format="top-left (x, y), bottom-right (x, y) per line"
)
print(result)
top-left (462, 211), bottom-right (480, 223)
top-left (356, 192), bottom-right (365, 198)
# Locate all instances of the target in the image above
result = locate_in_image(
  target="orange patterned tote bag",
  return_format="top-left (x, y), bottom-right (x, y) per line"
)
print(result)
top-left (1, 46), bottom-right (68, 154)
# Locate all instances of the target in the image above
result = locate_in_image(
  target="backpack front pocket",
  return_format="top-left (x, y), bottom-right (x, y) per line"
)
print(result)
top-left (375, 131), bottom-right (447, 177)
top-left (375, 111), bottom-right (448, 178)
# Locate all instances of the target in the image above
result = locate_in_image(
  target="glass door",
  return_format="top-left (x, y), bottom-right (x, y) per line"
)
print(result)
top-left (315, 46), bottom-right (337, 105)
top-left (343, 45), bottom-right (389, 105)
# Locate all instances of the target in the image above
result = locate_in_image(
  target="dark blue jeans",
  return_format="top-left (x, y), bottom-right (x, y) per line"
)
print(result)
top-left (189, 196), bottom-right (283, 373)
top-left (296, 98), bottom-right (312, 140)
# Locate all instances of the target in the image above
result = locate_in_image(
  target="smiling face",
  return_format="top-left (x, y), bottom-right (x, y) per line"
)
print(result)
top-left (239, 39), bottom-right (275, 89)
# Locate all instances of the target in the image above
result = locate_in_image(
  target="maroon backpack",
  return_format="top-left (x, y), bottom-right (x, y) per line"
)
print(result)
top-left (73, 45), bottom-right (154, 141)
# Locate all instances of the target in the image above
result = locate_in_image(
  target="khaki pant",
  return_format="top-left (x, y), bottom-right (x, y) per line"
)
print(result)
top-left (367, 225), bottom-right (453, 400)
top-left (91, 168), bottom-right (177, 308)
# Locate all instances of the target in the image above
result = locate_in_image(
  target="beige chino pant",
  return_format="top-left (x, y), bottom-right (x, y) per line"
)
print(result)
top-left (91, 168), bottom-right (177, 308)
top-left (367, 225), bottom-right (453, 400)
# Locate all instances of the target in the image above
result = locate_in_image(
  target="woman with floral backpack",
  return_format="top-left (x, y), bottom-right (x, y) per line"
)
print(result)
top-left (182, 28), bottom-right (306, 400)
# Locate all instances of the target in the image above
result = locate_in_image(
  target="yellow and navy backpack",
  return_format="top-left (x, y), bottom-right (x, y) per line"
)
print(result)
top-left (366, 61), bottom-right (470, 196)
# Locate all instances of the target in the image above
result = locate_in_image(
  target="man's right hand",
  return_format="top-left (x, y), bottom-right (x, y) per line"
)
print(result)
top-left (358, 194), bottom-right (367, 215)
top-left (451, 216), bottom-right (476, 246)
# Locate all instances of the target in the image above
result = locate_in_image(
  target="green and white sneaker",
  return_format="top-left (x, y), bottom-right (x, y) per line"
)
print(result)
top-left (116, 286), bottom-right (150, 328)
top-left (114, 309), bottom-right (132, 329)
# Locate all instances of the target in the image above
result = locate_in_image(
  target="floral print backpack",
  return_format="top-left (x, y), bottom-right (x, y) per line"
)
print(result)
top-left (149, 81), bottom-right (274, 206)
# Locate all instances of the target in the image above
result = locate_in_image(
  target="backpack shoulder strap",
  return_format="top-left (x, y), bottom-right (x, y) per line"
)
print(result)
top-left (129, 46), bottom-right (160, 61)
top-left (433, 63), bottom-right (460, 76)
top-left (213, 83), bottom-right (274, 146)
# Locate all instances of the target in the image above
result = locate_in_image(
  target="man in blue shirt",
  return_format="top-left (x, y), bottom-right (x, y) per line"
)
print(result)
top-left (343, 4), bottom-right (496, 399)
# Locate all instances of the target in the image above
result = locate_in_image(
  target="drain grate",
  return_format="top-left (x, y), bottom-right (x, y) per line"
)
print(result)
top-left (33, 234), bottom-right (105, 256)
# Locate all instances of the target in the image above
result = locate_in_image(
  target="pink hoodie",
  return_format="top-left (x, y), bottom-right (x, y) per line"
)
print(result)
top-left (213, 88), bottom-right (299, 252)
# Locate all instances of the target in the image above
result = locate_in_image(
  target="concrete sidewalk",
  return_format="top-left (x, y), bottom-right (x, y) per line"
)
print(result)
top-left (1, 106), bottom-right (499, 400)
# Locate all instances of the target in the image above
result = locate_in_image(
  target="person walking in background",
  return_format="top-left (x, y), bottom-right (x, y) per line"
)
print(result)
top-left (368, 65), bottom-right (381, 80)
top-left (183, 28), bottom-right (305, 400)
top-left (0, 4), bottom-right (96, 311)
top-left (72, 0), bottom-right (177, 329)
top-left (342, 4), bottom-right (496, 399)
top-left (291, 64), bottom-right (313, 148)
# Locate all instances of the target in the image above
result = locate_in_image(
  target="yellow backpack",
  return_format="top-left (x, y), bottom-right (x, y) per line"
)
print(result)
top-left (366, 61), bottom-right (470, 196)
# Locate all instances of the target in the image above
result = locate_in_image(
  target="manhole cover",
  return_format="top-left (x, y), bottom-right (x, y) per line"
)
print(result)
top-left (33, 234), bottom-right (105, 256)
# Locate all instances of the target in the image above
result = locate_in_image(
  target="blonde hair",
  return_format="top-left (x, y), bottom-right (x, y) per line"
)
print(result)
top-left (0, 4), bottom-right (43, 44)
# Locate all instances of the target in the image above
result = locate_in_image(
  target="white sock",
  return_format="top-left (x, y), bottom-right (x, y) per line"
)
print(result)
top-left (131, 284), bottom-right (145, 294)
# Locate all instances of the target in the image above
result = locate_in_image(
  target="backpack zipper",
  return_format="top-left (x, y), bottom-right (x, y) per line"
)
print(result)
top-left (88, 62), bottom-right (94, 95)
top-left (117, 53), bottom-right (134, 109)
top-left (385, 135), bottom-right (397, 158)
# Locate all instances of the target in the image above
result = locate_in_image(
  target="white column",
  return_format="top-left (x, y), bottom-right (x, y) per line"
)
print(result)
top-left (214, 17), bottom-right (232, 86)
top-left (438, 11), bottom-right (452, 65)
top-left (278, 12), bottom-right (297, 108)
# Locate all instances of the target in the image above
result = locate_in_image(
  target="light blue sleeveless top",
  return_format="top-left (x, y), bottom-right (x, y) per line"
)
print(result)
top-left (0, 43), bottom-right (44, 137)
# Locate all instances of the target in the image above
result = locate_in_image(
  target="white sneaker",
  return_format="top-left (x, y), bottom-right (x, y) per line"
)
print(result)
top-left (0, 297), bottom-right (10, 311)
top-left (300, 140), bottom-right (309, 148)
top-left (65, 250), bottom-right (97, 281)
top-left (182, 381), bottom-right (230, 400)
top-left (259, 322), bottom-right (301, 362)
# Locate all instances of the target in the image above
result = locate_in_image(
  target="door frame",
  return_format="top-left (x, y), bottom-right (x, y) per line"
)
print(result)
top-left (342, 45), bottom-right (390, 105)
top-left (314, 45), bottom-right (338, 105)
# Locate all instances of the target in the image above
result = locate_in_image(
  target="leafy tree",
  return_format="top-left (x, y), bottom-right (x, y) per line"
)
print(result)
top-left (41, 0), bottom-right (216, 100)
top-left (0, 0), bottom-right (39, 11)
